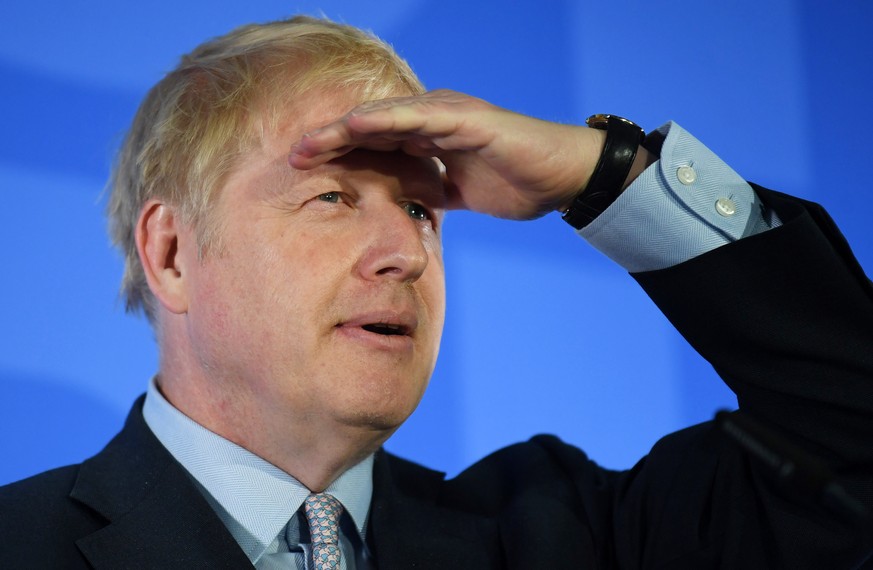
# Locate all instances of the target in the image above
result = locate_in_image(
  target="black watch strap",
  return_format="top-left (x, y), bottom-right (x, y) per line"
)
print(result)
top-left (562, 115), bottom-right (646, 229)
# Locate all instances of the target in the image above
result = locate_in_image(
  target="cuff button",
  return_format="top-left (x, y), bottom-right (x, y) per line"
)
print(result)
top-left (715, 197), bottom-right (737, 217)
top-left (677, 165), bottom-right (697, 185)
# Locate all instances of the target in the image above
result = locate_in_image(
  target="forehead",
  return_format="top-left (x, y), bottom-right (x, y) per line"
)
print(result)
top-left (256, 80), bottom-right (409, 146)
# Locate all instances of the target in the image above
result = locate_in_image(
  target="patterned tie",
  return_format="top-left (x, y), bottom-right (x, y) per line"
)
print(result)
top-left (304, 493), bottom-right (344, 570)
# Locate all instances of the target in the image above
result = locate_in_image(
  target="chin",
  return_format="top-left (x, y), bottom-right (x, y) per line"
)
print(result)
top-left (336, 389), bottom-right (425, 433)
top-left (326, 365), bottom-right (432, 432)
top-left (340, 402), bottom-right (418, 432)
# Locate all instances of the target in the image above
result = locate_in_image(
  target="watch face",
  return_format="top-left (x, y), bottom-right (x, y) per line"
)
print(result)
top-left (586, 114), bottom-right (645, 138)
top-left (586, 114), bottom-right (611, 130)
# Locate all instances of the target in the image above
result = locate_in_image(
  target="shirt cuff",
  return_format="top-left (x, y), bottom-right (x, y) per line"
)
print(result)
top-left (577, 121), bottom-right (781, 273)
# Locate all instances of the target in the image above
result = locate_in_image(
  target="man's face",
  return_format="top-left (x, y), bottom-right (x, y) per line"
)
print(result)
top-left (180, 88), bottom-right (446, 437)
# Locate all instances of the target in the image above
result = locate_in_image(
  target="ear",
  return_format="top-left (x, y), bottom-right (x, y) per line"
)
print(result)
top-left (135, 200), bottom-right (191, 315)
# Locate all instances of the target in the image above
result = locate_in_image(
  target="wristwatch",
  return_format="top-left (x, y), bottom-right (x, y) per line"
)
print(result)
top-left (561, 114), bottom-right (646, 229)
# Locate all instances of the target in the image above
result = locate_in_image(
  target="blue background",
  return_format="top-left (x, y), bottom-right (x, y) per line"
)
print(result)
top-left (1, 0), bottom-right (871, 486)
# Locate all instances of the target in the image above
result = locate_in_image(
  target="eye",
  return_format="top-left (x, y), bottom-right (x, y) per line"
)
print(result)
top-left (316, 192), bottom-right (341, 203)
top-left (403, 202), bottom-right (431, 221)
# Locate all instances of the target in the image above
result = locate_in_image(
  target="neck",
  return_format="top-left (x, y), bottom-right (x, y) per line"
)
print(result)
top-left (156, 323), bottom-right (394, 491)
top-left (157, 370), bottom-right (390, 491)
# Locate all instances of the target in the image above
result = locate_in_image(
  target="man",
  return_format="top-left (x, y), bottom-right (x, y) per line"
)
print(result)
top-left (2, 15), bottom-right (872, 569)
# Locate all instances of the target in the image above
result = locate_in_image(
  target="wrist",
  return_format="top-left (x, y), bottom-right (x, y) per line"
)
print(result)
top-left (560, 115), bottom-right (647, 229)
top-left (625, 145), bottom-right (657, 191)
top-left (556, 127), bottom-right (607, 213)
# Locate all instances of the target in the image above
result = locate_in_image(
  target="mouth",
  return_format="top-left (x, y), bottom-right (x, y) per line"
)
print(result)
top-left (336, 312), bottom-right (418, 348)
top-left (360, 323), bottom-right (411, 336)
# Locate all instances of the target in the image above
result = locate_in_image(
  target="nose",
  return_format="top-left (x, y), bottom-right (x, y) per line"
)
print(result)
top-left (354, 203), bottom-right (430, 283)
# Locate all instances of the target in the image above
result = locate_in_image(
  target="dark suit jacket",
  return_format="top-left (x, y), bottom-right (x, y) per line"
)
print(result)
top-left (2, 189), bottom-right (872, 569)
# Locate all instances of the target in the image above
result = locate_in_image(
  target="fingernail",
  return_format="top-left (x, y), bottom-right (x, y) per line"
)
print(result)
top-left (288, 151), bottom-right (306, 167)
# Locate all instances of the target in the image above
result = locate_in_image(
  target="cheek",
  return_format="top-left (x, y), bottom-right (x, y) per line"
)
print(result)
top-left (188, 255), bottom-right (306, 387)
top-left (190, 242), bottom-right (283, 335)
top-left (227, 226), bottom-right (314, 305)
top-left (424, 245), bottom-right (447, 319)
top-left (183, 265), bottom-right (241, 376)
top-left (284, 229), bottom-right (359, 281)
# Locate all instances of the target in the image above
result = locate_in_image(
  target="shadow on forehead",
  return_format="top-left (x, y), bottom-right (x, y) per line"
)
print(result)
top-left (337, 149), bottom-right (446, 205)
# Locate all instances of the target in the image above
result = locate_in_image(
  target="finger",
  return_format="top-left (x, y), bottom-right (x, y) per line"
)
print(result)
top-left (289, 115), bottom-right (461, 168)
top-left (292, 95), bottom-right (488, 155)
top-left (289, 128), bottom-right (414, 167)
top-left (399, 135), bottom-right (446, 156)
top-left (288, 145), bottom-right (353, 169)
top-left (291, 110), bottom-right (446, 159)
top-left (343, 104), bottom-right (461, 138)
top-left (290, 135), bottom-right (445, 169)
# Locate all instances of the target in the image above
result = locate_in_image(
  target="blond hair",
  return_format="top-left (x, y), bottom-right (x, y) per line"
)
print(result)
top-left (107, 15), bottom-right (424, 324)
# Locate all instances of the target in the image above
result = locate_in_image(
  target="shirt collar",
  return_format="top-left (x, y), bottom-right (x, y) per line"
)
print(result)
top-left (142, 376), bottom-right (374, 564)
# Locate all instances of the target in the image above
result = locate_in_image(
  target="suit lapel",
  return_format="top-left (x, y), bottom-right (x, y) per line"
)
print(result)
top-left (368, 451), bottom-right (502, 569)
top-left (70, 397), bottom-right (252, 569)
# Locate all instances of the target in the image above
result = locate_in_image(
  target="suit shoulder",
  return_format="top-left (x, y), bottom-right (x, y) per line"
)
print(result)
top-left (0, 464), bottom-right (105, 546)
top-left (0, 463), bottom-right (81, 508)
top-left (458, 435), bottom-right (606, 480)
top-left (437, 436), bottom-right (616, 511)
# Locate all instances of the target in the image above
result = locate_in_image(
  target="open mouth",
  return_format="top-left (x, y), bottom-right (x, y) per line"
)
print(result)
top-left (361, 323), bottom-right (409, 336)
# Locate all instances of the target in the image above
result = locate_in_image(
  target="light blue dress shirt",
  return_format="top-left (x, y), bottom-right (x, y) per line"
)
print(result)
top-left (141, 121), bottom-right (779, 568)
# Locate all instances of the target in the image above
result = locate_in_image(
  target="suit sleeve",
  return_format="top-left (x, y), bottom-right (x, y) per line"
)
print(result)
top-left (596, 188), bottom-right (873, 568)
top-left (634, 188), bottom-right (873, 470)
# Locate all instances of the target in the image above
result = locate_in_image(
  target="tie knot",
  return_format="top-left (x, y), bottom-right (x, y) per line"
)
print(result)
top-left (304, 493), bottom-right (343, 546)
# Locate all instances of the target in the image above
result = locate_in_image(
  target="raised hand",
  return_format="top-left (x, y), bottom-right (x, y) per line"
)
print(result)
top-left (288, 90), bottom-right (607, 220)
